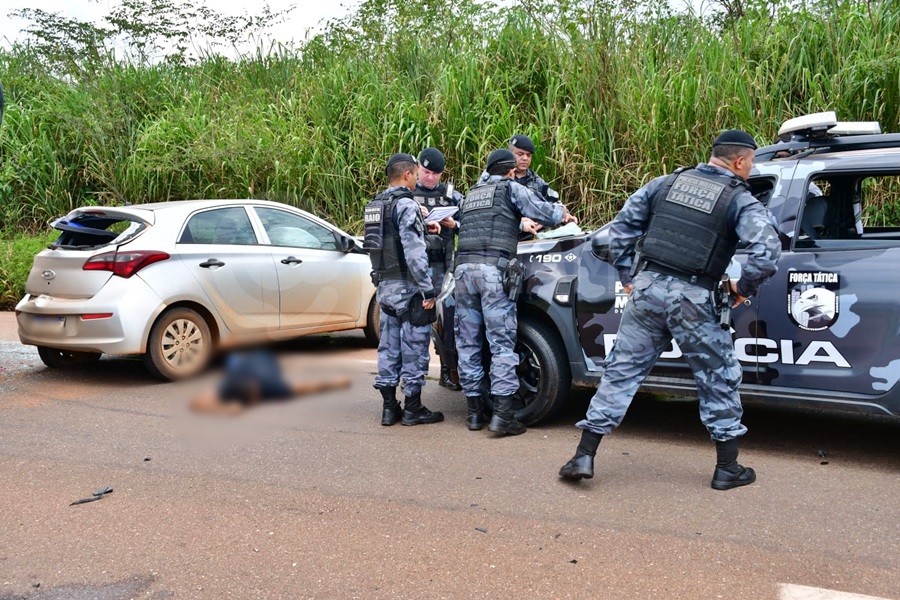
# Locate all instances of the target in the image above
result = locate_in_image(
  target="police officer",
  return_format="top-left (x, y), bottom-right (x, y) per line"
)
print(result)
top-left (413, 147), bottom-right (464, 391)
top-left (364, 153), bottom-right (444, 426)
top-left (455, 149), bottom-right (577, 435)
top-left (509, 134), bottom-right (560, 237)
top-left (558, 130), bottom-right (781, 490)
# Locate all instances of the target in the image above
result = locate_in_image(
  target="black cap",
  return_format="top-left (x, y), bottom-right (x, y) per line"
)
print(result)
top-left (712, 129), bottom-right (758, 150)
top-left (508, 134), bottom-right (535, 154)
top-left (417, 147), bottom-right (445, 173)
top-left (486, 149), bottom-right (516, 174)
top-left (385, 152), bottom-right (417, 175)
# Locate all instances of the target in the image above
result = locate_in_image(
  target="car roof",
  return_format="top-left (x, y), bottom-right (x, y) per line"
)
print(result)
top-left (757, 146), bottom-right (900, 171)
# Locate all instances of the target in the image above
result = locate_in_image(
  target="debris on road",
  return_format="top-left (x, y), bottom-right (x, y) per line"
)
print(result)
top-left (70, 485), bottom-right (113, 506)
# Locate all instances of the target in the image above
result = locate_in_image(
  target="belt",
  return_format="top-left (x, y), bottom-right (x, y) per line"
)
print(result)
top-left (643, 261), bottom-right (717, 291)
top-left (456, 254), bottom-right (510, 268)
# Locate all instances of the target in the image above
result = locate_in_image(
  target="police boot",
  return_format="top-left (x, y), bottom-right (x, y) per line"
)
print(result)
top-left (439, 364), bottom-right (462, 391)
top-left (465, 396), bottom-right (484, 431)
top-left (558, 430), bottom-right (603, 481)
top-left (487, 395), bottom-right (526, 436)
top-left (379, 386), bottom-right (402, 426)
top-left (401, 393), bottom-right (445, 426)
top-left (711, 438), bottom-right (757, 490)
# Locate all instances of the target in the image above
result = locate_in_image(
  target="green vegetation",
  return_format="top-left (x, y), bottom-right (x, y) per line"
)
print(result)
top-left (0, 0), bottom-right (898, 307)
top-left (0, 230), bottom-right (56, 309)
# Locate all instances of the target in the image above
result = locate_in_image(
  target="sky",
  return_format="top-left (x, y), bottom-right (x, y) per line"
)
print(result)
top-left (0, 0), bottom-right (359, 52)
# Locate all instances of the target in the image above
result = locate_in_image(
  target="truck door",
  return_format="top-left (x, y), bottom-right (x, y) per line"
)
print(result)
top-left (749, 167), bottom-right (900, 408)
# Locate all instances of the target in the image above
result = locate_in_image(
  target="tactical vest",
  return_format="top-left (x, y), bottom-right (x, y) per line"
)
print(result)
top-left (516, 170), bottom-right (552, 202)
top-left (457, 180), bottom-right (520, 261)
top-left (363, 188), bottom-right (414, 280)
top-left (413, 183), bottom-right (455, 266)
top-left (640, 167), bottom-right (745, 283)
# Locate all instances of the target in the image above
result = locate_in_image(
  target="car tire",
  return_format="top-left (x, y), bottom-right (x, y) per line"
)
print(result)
top-left (482, 318), bottom-right (571, 426)
top-left (37, 346), bottom-right (101, 369)
top-left (143, 307), bottom-right (212, 381)
top-left (363, 297), bottom-right (380, 347)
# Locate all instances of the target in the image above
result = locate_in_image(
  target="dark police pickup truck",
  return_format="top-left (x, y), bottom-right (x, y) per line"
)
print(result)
top-left (436, 113), bottom-right (900, 425)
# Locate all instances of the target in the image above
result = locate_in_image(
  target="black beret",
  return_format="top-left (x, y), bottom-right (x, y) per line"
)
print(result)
top-left (486, 148), bottom-right (516, 173)
top-left (713, 129), bottom-right (758, 150)
top-left (417, 147), bottom-right (445, 173)
top-left (508, 134), bottom-right (536, 154)
top-left (385, 152), bottom-right (417, 175)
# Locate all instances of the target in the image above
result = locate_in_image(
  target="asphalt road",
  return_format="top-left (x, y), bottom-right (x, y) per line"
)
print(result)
top-left (1, 313), bottom-right (898, 600)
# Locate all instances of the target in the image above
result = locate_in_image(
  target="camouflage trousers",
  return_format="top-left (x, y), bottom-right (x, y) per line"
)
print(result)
top-left (576, 271), bottom-right (747, 442)
top-left (374, 280), bottom-right (432, 396)
top-left (429, 261), bottom-right (449, 355)
top-left (454, 263), bottom-right (518, 397)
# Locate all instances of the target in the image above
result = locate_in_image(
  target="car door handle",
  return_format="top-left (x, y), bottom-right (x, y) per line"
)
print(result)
top-left (199, 258), bottom-right (225, 268)
top-left (280, 256), bottom-right (303, 265)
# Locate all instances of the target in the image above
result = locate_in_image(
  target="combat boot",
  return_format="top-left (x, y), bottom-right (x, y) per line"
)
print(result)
top-left (379, 386), bottom-right (402, 426)
top-left (711, 438), bottom-right (757, 490)
top-left (439, 364), bottom-right (462, 391)
top-left (487, 395), bottom-right (526, 436)
top-left (558, 430), bottom-right (603, 481)
top-left (401, 392), bottom-right (445, 426)
top-left (465, 396), bottom-right (484, 431)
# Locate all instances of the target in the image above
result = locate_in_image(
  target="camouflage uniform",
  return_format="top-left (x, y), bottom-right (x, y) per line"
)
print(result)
top-left (515, 168), bottom-right (559, 203)
top-left (412, 182), bottom-right (463, 321)
top-left (576, 163), bottom-right (782, 441)
top-left (374, 187), bottom-right (434, 396)
top-left (455, 174), bottom-right (567, 398)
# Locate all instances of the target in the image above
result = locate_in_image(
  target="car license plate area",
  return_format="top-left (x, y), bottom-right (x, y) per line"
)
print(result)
top-left (27, 315), bottom-right (66, 335)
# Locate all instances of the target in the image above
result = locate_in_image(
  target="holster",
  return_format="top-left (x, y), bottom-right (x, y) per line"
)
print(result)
top-left (503, 258), bottom-right (526, 302)
top-left (403, 292), bottom-right (436, 326)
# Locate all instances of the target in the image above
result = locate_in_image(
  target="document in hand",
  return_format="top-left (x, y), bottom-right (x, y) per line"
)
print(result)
top-left (425, 206), bottom-right (459, 222)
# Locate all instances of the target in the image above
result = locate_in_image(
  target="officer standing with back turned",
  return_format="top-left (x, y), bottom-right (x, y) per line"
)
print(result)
top-left (455, 149), bottom-right (577, 435)
top-left (558, 130), bottom-right (781, 490)
top-left (364, 153), bottom-right (444, 427)
top-left (413, 147), bottom-right (464, 391)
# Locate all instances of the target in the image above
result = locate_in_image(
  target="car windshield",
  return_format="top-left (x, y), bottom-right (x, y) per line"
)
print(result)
top-left (50, 214), bottom-right (146, 249)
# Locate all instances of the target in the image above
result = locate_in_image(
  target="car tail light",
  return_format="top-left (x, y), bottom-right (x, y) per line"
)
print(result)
top-left (83, 250), bottom-right (170, 278)
top-left (81, 313), bottom-right (113, 320)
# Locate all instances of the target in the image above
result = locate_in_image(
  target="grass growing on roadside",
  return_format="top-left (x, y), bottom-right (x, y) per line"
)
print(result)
top-left (0, 0), bottom-right (898, 236)
top-left (0, 231), bottom-right (57, 310)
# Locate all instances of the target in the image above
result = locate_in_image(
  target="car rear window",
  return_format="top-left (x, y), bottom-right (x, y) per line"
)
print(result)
top-left (50, 214), bottom-right (146, 250)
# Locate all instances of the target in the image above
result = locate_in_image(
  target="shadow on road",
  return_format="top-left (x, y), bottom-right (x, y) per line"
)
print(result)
top-left (545, 389), bottom-right (899, 471)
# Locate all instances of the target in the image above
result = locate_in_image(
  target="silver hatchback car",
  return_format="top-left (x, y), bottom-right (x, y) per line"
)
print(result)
top-left (16, 200), bottom-right (378, 380)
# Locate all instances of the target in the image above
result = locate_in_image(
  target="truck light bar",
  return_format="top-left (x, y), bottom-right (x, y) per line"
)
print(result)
top-left (830, 121), bottom-right (882, 136)
top-left (778, 112), bottom-right (837, 140)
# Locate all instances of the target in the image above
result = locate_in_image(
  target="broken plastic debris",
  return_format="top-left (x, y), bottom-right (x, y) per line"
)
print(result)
top-left (92, 486), bottom-right (113, 496)
top-left (70, 496), bottom-right (103, 506)
top-left (475, 527), bottom-right (487, 534)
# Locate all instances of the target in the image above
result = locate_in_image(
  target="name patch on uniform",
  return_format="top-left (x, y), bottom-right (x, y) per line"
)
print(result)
top-left (364, 205), bottom-right (383, 224)
top-left (665, 174), bottom-right (726, 214)
top-left (462, 186), bottom-right (495, 213)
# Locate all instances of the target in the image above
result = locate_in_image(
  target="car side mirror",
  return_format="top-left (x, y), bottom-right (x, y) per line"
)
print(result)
top-left (336, 234), bottom-right (354, 253)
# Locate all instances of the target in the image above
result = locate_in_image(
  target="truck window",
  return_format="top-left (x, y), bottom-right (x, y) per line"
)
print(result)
top-left (796, 174), bottom-right (900, 249)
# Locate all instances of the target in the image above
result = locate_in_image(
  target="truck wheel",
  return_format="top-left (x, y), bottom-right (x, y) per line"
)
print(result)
top-left (143, 307), bottom-right (212, 381)
top-left (37, 346), bottom-right (101, 369)
top-left (363, 297), bottom-right (380, 347)
top-left (483, 318), bottom-right (571, 426)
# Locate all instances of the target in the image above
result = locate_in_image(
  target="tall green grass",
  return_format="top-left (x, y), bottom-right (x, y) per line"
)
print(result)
top-left (0, 0), bottom-right (898, 233)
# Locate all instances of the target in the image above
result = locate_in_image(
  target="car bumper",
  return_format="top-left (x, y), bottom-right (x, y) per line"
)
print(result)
top-left (16, 275), bottom-right (165, 355)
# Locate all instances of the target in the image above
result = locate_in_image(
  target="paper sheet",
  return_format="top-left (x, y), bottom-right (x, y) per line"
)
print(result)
top-left (425, 206), bottom-right (459, 222)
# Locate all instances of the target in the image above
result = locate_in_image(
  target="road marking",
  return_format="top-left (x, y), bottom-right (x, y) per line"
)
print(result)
top-left (779, 584), bottom-right (893, 600)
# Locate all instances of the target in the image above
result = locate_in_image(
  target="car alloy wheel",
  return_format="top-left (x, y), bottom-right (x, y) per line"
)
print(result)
top-left (144, 307), bottom-right (212, 381)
